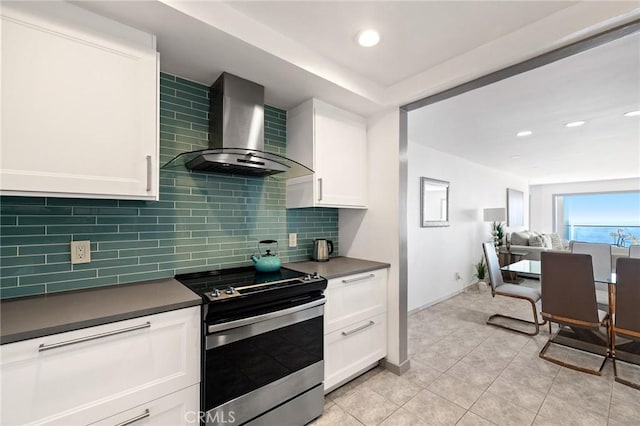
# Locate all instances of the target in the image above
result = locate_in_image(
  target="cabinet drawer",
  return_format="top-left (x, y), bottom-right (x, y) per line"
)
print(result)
top-left (324, 313), bottom-right (387, 391)
top-left (0, 307), bottom-right (200, 425)
top-left (325, 269), bottom-right (387, 334)
top-left (89, 384), bottom-right (200, 426)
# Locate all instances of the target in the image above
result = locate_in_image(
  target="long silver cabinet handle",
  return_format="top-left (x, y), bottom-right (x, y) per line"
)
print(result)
top-left (342, 273), bottom-right (375, 284)
top-left (318, 178), bottom-right (323, 201)
top-left (342, 321), bottom-right (375, 336)
top-left (146, 155), bottom-right (152, 191)
top-left (115, 409), bottom-right (150, 426)
top-left (38, 322), bottom-right (151, 352)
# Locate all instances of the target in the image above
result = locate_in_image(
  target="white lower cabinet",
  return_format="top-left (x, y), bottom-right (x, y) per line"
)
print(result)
top-left (324, 270), bottom-right (386, 335)
top-left (0, 306), bottom-right (200, 426)
top-left (323, 269), bottom-right (388, 392)
top-left (89, 385), bottom-right (200, 426)
top-left (325, 313), bottom-right (387, 391)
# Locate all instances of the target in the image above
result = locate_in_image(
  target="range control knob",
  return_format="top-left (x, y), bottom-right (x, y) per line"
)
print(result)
top-left (225, 286), bottom-right (235, 295)
top-left (303, 274), bottom-right (312, 281)
top-left (211, 289), bottom-right (220, 298)
top-left (312, 272), bottom-right (320, 279)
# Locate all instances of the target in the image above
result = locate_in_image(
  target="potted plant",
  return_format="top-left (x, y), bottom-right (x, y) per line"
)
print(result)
top-left (473, 257), bottom-right (488, 292)
top-left (491, 221), bottom-right (505, 252)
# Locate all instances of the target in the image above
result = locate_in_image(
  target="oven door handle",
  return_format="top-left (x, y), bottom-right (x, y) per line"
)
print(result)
top-left (207, 297), bottom-right (325, 334)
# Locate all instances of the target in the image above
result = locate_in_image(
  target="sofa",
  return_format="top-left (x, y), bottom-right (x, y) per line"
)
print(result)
top-left (507, 231), bottom-right (568, 261)
top-left (508, 230), bottom-right (631, 267)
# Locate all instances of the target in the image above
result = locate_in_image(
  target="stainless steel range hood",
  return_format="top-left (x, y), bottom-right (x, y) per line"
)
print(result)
top-left (162, 72), bottom-right (312, 179)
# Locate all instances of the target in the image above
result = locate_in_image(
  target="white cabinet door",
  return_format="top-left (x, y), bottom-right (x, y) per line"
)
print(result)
top-left (324, 269), bottom-right (387, 334)
top-left (324, 313), bottom-right (387, 391)
top-left (0, 307), bottom-right (200, 426)
top-left (323, 268), bottom-right (388, 392)
top-left (314, 101), bottom-right (367, 208)
top-left (89, 385), bottom-right (200, 426)
top-left (0, 2), bottom-right (159, 200)
top-left (286, 99), bottom-right (367, 209)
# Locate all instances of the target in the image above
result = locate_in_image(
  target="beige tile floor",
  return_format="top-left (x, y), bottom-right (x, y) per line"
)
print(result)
top-left (311, 280), bottom-right (640, 426)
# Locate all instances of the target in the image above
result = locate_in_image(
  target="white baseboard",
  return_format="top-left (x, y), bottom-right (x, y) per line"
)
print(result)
top-left (408, 282), bottom-right (479, 315)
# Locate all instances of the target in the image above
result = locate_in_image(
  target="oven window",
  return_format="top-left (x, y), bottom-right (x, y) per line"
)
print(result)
top-left (205, 316), bottom-right (323, 410)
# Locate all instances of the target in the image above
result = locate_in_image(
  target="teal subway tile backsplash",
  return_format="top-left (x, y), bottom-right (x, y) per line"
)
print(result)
top-left (1, 285), bottom-right (46, 299)
top-left (1, 247), bottom-right (17, 257)
top-left (0, 73), bottom-right (338, 298)
top-left (1, 277), bottom-right (18, 288)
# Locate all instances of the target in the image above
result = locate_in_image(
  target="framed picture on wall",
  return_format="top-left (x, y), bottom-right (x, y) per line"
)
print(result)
top-left (507, 188), bottom-right (524, 227)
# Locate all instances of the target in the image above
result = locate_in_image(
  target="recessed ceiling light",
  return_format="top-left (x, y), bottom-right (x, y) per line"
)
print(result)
top-left (516, 130), bottom-right (532, 137)
top-left (624, 110), bottom-right (640, 117)
top-left (357, 29), bottom-right (380, 47)
top-left (565, 120), bottom-right (585, 127)
top-left (510, 155), bottom-right (521, 159)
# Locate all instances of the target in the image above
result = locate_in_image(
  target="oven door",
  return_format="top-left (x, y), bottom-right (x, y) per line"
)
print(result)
top-left (203, 296), bottom-right (324, 426)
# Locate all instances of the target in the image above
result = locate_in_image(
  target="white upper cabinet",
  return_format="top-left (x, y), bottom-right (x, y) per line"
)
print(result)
top-left (1, 1), bottom-right (159, 200)
top-left (287, 99), bottom-right (367, 208)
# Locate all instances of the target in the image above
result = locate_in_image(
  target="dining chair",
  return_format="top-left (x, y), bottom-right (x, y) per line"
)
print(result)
top-left (629, 245), bottom-right (640, 258)
top-left (482, 242), bottom-right (545, 336)
top-left (539, 251), bottom-right (609, 375)
top-left (571, 241), bottom-right (612, 311)
top-left (612, 257), bottom-right (640, 390)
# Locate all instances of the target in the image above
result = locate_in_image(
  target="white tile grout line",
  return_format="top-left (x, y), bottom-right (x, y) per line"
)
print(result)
top-left (340, 291), bottom-right (635, 426)
top-left (607, 364), bottom-right (615, 424)
top-left (412, 296), bottom-right (550, 425)
top-left (409, 306), bottom-right (510, 425)
top-left (516, 331), bottom-right (561, 424)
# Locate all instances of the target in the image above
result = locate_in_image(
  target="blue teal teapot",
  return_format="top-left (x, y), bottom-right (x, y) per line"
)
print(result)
top-left (251, 240), bottom-right (281, 272)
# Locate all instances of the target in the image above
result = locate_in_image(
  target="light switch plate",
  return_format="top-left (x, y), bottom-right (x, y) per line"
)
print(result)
top-left (288, 233), bottom-right (297, 247)
top-left (71, 240), bottom-right (91, 264)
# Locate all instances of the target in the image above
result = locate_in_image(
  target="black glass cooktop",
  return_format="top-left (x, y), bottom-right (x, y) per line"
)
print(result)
top-left (176, 267), bottom-right (306, 294)
top-left (175, 266), bottom-right (327, 305)
top-left (177, 266), bottom-right (327, 325)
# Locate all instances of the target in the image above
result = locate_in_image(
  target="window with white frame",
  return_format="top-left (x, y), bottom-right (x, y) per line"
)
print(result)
top-left (553, 191), bottom-right (640, 247)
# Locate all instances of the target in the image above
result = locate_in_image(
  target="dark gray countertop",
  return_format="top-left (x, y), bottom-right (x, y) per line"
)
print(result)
top-left (283, 256), bottom-right (390, 279)
top-left (0, 278), bottom-right (201, 345)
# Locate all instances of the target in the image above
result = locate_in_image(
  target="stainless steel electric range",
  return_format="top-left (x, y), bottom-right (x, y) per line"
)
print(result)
top-left (176, 267), bottom-right (327, 426)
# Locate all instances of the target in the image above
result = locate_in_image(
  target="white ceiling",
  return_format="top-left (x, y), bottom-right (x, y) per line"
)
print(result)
top-left (225, 1), bottom-right (577, 87)
top-left (74, 0), bottom-right (640, 184)
top-left (408, 32), bottom-right (640, 185)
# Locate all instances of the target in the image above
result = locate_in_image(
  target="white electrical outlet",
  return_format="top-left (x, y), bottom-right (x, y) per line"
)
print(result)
top-left (71, 240), bottom-right (91, 264)
top-left (288, 233), bottom-right (297, 247)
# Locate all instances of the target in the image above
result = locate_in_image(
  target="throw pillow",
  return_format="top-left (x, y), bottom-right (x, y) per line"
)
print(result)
top-left (529, 234), bottom-right (544, 247)
top-left (541, 234), bottom-right (553, 249)
top-left (546, 233), bottom-right (564, 250)
top-left (511, 231), bottom-right (531, 246)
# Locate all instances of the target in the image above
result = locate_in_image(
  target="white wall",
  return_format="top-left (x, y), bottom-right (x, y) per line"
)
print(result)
top-left (339, 108), bottom-right (403, 367)
top-left (407, 143), bottom-right (529, 312)
top-left (530, 178), bottom-right (640, 232)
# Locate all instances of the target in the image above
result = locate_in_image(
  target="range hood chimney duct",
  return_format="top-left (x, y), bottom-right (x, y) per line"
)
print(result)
top-left (183, 73), bottom-right (295, 177)
top-left (210, 72), bottom-right (264, 152)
